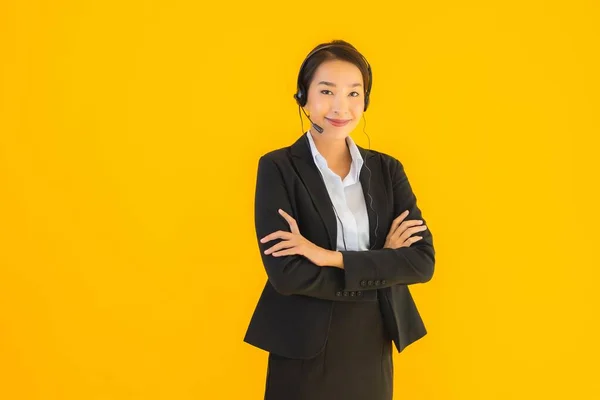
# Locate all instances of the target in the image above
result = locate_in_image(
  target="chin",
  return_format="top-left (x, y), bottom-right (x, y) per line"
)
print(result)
top-left (327, 129), bottom-right (352, 138)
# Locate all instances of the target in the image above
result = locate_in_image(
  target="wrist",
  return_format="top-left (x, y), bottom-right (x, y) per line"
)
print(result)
top-left (327, 250), bottom-right (344, 269)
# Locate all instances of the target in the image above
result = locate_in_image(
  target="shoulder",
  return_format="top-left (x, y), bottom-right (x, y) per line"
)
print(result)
top-left (256, 140), bottom-right (300, 170)
top-left (362, 148), bottom-right (405, 174)
top-left (259, 146), bottom-right (291, 163)
top-left (256, 143), bottom-right (407, 175)
top-left (255, 146), bottom-right (294, 176)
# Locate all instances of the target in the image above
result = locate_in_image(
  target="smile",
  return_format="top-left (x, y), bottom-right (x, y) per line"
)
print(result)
top-left (325, 118), bottom-right (351, 127)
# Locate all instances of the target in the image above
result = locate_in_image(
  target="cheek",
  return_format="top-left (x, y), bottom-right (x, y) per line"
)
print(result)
top-left (351, 103), bottom-right (364, 117)
top-left (312, 101), bottom-right (329, 115)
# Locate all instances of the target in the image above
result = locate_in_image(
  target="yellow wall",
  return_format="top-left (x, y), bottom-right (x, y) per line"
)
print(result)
top-left (1, 0), bottom-right (598, 398)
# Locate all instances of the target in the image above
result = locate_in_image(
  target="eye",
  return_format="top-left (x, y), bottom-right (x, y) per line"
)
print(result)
top-left (320, 90), bottom-right (361, 97)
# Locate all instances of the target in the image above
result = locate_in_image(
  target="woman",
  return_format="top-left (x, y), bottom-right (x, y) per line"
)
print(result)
top-left (244, 40), bottom-right (435, 400)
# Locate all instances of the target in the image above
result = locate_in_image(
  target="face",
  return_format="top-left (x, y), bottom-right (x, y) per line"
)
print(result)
top-left (303, 59), bottom-right (365, 139)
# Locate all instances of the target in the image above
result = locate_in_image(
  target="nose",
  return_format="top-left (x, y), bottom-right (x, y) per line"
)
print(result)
top-left (332, 94), bottom-right (351, 116)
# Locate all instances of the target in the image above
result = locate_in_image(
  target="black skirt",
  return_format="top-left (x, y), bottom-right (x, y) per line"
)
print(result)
top-left (264, 295), bottom-right (394, 400)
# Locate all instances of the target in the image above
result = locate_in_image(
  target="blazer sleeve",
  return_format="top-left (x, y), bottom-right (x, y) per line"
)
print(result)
top-left (340, 157), bottom-right (436, 291)
top-left (254, 155), bottom-right (377, 302)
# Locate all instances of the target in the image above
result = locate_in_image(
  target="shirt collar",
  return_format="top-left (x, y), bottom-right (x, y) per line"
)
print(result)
top-left (305, 130), bottom-right (364, 182)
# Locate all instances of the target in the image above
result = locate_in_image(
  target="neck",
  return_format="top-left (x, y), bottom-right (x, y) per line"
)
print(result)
top-left (309, 128), bottom-right (351, 165)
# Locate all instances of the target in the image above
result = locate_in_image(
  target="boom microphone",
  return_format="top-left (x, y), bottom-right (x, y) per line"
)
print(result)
top-left (300, 107), bottom-right (324, 134)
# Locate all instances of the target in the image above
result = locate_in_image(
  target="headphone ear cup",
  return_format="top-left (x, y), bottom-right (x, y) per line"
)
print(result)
top-left (364, 65), bottom-right (372, 111)
top-left (295, 88), bottom-right (306, 107)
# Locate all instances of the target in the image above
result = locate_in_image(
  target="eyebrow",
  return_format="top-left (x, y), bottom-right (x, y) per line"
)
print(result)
top-left (317, 81), bottom-right (363, 88)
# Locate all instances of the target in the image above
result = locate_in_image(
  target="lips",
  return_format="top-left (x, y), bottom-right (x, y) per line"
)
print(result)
top-left (325, 118), bottom-right (351, 127)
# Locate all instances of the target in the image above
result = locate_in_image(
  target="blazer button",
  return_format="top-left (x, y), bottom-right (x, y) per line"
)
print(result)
top-left (343, 291), bottom-right (349, 296)
top-left (360, 280), bottom-right (367, 287)
top-left (382, 280), bottom-right (387, 285)
top-left (336, 291), bottom-right (342, 296)
top-left (367, 280), bottom-right (374, 286)
top-left (350, 291), bottom-right (355, 296)
top-left (357, 291), bottom-right (362, 296)
top-left (375, 280), bottom-right (381, 286)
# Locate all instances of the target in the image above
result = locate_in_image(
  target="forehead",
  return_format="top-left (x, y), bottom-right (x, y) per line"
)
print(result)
top-left (312, 59), bottom-right (363, 84)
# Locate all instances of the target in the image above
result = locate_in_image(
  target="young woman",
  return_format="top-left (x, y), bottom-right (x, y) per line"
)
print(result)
top-left (244, 39), bottom-right (435, 400)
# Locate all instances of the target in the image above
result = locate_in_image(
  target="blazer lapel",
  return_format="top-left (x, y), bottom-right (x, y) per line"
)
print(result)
top-left (357, 144), bottom-right (385, 250)
top-left (290, 133), bottom-right (381, 251)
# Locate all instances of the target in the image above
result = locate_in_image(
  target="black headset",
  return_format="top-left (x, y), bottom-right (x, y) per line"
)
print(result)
top-left (293, 43), bottom-right (373, 112)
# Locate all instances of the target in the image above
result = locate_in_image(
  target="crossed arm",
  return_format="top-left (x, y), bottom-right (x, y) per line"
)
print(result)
top-left (254, 155), bottom-right (435, 302)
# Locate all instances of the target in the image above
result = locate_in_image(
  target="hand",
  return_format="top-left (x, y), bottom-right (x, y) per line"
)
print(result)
top-left (384, 210), bottom-right (428, 249)
top-left (260, 209), bottom-right (330, 267)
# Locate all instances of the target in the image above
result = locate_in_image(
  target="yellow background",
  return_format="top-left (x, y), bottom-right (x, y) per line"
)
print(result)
top-left (1, 0), bottom-right (598, 398)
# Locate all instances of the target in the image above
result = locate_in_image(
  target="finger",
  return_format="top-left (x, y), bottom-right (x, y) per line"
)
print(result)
top-left (407, 236), bottom-right (423, 246)
top-left (398, 226), bottom-right (426, 243)
top-left (264, 240), bottom-right (294, 255)
top-left (392, 219), bottom-right (424, 237)
top-left (389, 210), bottom-right (409, 234)
top-left (272, 247), bottom-right (298, 257)
top-left (406, 224), bottom-right (427, 236)
top-left (260, 231), bottom-right (293, 243)
top-left (278, 209), bottom-right (300, 234)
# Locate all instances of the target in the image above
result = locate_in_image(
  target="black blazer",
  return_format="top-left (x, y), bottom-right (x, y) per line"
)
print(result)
top-left (244, 133), bottom-right (435, 359)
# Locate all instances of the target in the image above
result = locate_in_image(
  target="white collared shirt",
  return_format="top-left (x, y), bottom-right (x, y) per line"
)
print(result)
top-left (306, 130), bottom-right (370, 251)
